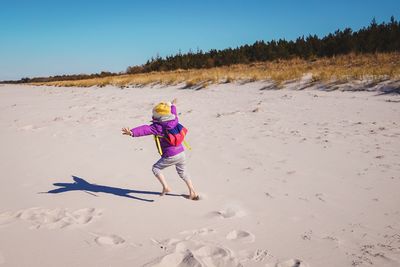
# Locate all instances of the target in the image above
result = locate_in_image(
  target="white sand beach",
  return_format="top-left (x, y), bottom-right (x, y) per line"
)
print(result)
top-left (0, 82), bottom-right (399, 267)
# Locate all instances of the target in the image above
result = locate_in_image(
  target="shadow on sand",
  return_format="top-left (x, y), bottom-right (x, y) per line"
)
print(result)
top-left (44, 175), bottom-right (184, 202)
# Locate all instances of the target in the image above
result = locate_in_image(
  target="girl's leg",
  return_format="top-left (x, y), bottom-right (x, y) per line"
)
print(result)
top-left (155, 173), bottom-right (171, 196)
top-left (183, 179), bottom-right (198, 200)
top-left (152, 158), bottom-right (172, 196)
top-left (175, 153), bottom-right (198, 200)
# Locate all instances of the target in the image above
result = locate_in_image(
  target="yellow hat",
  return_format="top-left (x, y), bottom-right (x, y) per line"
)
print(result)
top-left (152, 102), bottom-right (171, 119)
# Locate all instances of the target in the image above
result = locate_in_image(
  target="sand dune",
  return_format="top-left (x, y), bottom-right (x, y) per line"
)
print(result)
top-left (0, 82), bottom-right (399, 266)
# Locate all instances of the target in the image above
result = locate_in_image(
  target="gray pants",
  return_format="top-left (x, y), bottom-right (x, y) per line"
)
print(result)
top-left (152, 152), bottom-right (190, 181)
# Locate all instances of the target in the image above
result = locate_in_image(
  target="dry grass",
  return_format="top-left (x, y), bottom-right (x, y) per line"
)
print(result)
top-left (32, 53), bottom-right (400, 88)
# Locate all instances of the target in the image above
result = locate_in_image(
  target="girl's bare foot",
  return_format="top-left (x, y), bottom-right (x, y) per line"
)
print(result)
top-left (160, 187), bottom-right (171, 196)
top-left (189, 192), bottom-right (199, 200)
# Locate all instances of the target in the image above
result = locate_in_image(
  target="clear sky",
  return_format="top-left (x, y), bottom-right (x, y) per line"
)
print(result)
top-left (0, 0), bottom-right (399, 80)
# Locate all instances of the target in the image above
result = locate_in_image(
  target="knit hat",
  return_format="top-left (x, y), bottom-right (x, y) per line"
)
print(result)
top-left (152, 102), bottom-right (175, 121)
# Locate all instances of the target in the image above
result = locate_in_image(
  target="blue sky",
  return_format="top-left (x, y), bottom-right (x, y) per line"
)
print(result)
top-left (0, 0), bottom-right (399, 80)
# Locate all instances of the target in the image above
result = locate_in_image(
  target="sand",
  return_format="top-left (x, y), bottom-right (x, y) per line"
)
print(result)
top-left (0, 82), bottom-right (399, 267)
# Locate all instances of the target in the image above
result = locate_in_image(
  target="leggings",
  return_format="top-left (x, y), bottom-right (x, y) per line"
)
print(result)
top-left (152, 152), bottom-right (190, 181)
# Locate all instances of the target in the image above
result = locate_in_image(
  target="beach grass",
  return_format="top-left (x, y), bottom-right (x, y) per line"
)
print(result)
top-left (32, 52), bottom-right (400, 87)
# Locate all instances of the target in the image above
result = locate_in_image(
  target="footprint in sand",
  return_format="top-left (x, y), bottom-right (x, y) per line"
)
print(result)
top-left (95, 234), bottom-right (125, 246)
top-left (275, 259), bottom-right (309, 267)
top-left (240, 249), bottom-right (272, 264)
top-left (226, 230), bottom-right (255, 243)
top-left (208, 207), bottom-right (246, 219)
top-left (19, 125), bottom-right (42, 131)
top-left (250, 249), bottom-right (269, 262)
top-left (195, 245), bottom-right (240, 266)
top-left (240, 248), bottom-right (269, 263)
top-left (71, 208), bottom-right (101, 224)
top-left (180, 228), bottom-right (216, 236)
top-left (0, 207), bottom-right (101, 229)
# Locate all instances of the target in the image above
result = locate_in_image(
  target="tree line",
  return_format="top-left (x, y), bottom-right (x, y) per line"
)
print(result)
top-left (3, 17), bottom-right (399, 83)
top-left (1, 71), bottom-right (118, 84)
top-left (127, 17), bottom-right (399, 74)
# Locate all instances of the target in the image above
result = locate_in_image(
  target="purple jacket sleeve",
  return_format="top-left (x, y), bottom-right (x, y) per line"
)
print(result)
top-left (130, 124), bottom-right (158, 137)
top-left (171, 104), bottom-right (177, 117)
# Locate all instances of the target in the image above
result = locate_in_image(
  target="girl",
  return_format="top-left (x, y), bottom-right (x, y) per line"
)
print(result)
top-left (122, 98), bottom-right (199, 200)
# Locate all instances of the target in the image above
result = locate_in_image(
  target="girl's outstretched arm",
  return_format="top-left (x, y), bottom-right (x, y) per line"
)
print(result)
top-left (130, 124), bottom-right (158, 137)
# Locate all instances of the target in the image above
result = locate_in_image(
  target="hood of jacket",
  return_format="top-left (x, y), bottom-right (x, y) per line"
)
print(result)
top-left (152, 116), bottom-right (178, 132)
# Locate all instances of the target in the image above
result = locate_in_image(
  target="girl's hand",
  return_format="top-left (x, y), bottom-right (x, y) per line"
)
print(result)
top-left (172, 98), bottom-right (178, 105)
top-left (122, 127), bottom-right (132, 136)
